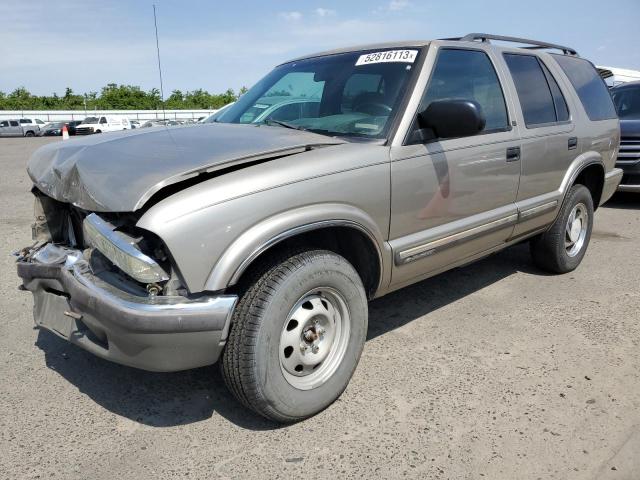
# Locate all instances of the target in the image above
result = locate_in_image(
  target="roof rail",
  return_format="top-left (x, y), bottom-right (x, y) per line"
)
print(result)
top-left (443, 33), bottom-right (578, 56)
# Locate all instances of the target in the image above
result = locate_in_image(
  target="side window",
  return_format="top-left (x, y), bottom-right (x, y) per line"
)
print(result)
top-left (10, 121), bottom-right (19, 126)
top-left (540, 62), bottom-right (569, 122)
top-left (420, 49), bottom-right (509, 132)
top-left (266, 103), bottom-right (301, 122)
top-left (0, 121), bottom-right (8, 127)
top-left (504, 54), bottom-right (558, 127)
top-left (19, 119), bottom-right (29, 124)
top-left (301, 101), bottom-right (320, 118)
top-left (552, 54), bottom-right (617, 121)
top-left (36, 119), bottom-right (45, 124)
top-left (100, 117), bottom-right (107, 124)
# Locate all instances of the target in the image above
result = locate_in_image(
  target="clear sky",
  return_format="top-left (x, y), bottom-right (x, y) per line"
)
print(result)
top-left (1, 0), bottom-right (638, 96)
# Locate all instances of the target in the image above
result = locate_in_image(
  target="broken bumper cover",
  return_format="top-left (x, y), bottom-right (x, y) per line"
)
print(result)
top-left (16, 246), bottom-right (237, 372)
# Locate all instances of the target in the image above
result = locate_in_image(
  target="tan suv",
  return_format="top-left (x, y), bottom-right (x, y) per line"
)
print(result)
top-left (17, 34), bottom-right (621, 422)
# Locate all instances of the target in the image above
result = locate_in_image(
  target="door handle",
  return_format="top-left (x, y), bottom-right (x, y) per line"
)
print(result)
top-left (506, 146), bottom-right (521, 162)
top-left (568, 137), bottom-right (578, 150)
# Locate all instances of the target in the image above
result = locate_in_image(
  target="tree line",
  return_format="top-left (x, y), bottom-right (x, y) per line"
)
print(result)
top-left (0, 84), bottom-right (248, 110)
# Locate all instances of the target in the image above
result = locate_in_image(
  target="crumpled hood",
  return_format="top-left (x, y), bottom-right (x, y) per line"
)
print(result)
top-left (28, 123), bottom-right (345, 212)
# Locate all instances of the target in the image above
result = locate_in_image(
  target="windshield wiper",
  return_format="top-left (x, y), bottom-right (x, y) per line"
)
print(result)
top-left (264, 119), bottom-right (308, 131)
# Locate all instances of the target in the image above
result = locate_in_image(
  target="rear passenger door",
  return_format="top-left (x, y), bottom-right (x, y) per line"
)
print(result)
top-left (389, 47), bottom-right (522, 288)
top-left (501, 52), bottom-right (576, 237)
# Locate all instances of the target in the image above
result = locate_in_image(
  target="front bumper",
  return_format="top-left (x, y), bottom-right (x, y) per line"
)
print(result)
top-left (615, 159), bottom-right (640, 192)
top-left (16, 244), bottom-right (237, 372)
top-left (602, 168), bottom-right (624, 204)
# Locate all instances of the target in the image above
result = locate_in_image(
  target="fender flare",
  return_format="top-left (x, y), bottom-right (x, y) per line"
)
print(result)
top-left (553, 150), bottom-right (604, 222)
top-left (203, 203), bottom-right (387, 292)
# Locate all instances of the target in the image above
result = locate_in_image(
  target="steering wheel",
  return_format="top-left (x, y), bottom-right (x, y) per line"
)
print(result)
top-left (353, 102), bottom-right (392, 116)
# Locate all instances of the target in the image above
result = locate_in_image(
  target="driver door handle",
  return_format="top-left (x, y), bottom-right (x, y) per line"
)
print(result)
top-left (506, 146), bottom-right (521, 162)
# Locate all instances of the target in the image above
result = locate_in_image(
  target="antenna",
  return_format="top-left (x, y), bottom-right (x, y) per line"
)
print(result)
top-left (153, 4), bottom-right (166, 121)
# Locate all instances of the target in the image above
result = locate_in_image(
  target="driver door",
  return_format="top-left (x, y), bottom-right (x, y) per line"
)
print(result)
top-left (389, 46), bottom-right (522, 288)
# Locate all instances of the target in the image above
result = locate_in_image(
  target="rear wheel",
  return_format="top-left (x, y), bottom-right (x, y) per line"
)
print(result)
top-left (530, 184), bottom-right (594, 273)
top-left (25, 131), bottom-right (35, 137)
top-left (221, 249), bottom-right (368, 423)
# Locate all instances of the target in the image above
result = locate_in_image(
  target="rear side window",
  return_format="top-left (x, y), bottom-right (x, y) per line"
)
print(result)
top-left (540, 62), bottom-right (569, 122)
top-left (552, 55), bottom-right (617, 121)
top-left (421, 48), bottom-right (509, 132)
top-left (504, 54), bottom-right (561, 127)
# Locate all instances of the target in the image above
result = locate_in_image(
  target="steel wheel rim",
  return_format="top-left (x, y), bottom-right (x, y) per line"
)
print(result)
top-left (565, 202), bottom-right (588, 257)
top-left (279, 287), bottom-right (351, 391)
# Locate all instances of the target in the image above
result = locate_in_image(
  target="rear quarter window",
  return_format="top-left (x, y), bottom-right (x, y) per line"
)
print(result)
top-left (552, 55), bottom-right (617, 121)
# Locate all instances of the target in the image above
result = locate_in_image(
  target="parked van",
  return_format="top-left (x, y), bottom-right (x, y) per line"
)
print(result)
top-left (75, 116), bottom-right (131, 135)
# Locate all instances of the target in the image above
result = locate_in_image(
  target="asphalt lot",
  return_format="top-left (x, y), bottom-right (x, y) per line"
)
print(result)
top-left (1, 137), bottom-right (639, 479)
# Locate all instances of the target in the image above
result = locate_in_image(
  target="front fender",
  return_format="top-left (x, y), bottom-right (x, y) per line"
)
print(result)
top-left (204, 204), bottom-right (387, 292)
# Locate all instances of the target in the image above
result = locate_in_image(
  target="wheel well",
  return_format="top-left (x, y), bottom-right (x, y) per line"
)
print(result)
top-left (574, 163), bottom-right (604, 209)
top-left (234, 226), bottom-right (381, 298)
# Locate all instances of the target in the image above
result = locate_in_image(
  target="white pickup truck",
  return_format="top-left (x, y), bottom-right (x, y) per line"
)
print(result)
top-left (75, 116), bottom-right (131, 135)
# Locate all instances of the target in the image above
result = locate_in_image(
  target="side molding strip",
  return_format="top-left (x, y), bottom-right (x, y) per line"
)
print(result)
top-left (518, 200), bottom-right (558, 220)
top-left (396, 214), bottom-right (518, 265)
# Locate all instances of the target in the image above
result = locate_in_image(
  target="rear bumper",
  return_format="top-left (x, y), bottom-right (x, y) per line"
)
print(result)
top-left (601, 168), bottom-right (624, 204)
top-left (16, 245), bottom-right (237, 372)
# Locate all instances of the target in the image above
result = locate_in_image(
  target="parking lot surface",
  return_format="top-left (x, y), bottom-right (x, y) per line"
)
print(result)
top-left (1, 137), bottom-right (639, 479)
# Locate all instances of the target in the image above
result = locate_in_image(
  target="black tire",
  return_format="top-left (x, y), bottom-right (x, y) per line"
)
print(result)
top-left (221, 249), bottom-right (368, 423)
top-left (25, 131), bottom-right (35, 137)
top-left (95, 130), bottom-right (102, 133)
top-left (530, 184), bottom-right (594, 273)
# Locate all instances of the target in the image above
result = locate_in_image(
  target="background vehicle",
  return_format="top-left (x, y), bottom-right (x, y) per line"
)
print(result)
top-left (129, 120), bottom-right (141, 129)
top-left (75, 115), bottom-right (131, 135)
top-left (611, 81), bottom-right (640, 192)
top-left (17, 34), bottom-right (621, 423)
top-left (37, 122), bottom-right (67, 136)
top-left (19, 118), bottom-right (46, 129)
top-left (65, 120), bottom-right (83, 136)
top-left (0, 119), bottom-right (40, 137)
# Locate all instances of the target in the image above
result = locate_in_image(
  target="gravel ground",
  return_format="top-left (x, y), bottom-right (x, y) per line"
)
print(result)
top-left (1, 137), bottom-right (639, 480)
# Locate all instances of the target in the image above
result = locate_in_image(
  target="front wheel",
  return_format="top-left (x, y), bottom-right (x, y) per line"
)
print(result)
top-left (530, 184), bottom-right (594, 273)
top-left (221, 249), bottom-right (368, 423)
top-left (24, 131), bottom-right (35, 137)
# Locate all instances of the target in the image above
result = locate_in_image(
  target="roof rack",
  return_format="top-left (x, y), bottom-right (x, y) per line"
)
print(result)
top-left (442, 33), bottom-right (578, 56)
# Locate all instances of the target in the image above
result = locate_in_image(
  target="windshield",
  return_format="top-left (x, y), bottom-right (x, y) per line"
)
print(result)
top-left (215, 48), bottom-right (422, 138)
top-left (48, 122), bottom-right (64, 128)
top-left (82, 117), bottom-right (99, 124)
top-left (612, 85), bottom-right (640, 119)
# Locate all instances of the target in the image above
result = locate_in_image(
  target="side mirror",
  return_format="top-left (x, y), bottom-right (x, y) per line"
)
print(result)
top-left (415, 100), bottom-right (486, 141)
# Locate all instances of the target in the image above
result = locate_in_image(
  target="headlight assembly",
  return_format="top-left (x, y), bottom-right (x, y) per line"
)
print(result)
top-left (83, 213), bottom-right (169, 284)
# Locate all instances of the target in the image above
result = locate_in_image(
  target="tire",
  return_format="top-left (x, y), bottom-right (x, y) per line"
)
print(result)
top-left (25, 131), bottom-right (35, 137)
top-left (530, 184), bottom-right (594, 273)
top-left (221, 249), bottom-right (368, 423)
top-left (95, 130), bottom-right (102, 133)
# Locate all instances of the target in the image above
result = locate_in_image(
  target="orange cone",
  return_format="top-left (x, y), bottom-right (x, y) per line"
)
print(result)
top-left (62, 124), bottom-right (69, 140)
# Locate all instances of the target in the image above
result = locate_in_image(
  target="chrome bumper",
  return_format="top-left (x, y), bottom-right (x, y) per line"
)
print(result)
top-left (16, 244), bottom-right (237, 372)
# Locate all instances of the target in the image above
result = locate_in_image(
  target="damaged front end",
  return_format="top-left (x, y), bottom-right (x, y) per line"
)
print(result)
top-left (16, 192), bottom-right (238, 372)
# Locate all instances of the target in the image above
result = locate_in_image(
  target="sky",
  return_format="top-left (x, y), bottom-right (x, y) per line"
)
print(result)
top-left (1, 0), bottom-right (639, 96)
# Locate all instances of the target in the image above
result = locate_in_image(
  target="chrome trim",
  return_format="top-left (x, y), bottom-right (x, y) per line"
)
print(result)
top-left (72, 263), bottom-right (238, 314)
top-left (519, 200), bottom-right (558, 220)
top-left (618, 185), bottom-right (640, 192)
top-left (83, 213), bottom-right (169, 282)
top-left (228, 220), bottom-right (384, 289)
top-left (396, 214), bottom-right (518, 265)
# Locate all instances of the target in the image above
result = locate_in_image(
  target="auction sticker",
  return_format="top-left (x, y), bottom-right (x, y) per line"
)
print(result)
top-left (356, 50), bottom-right (418, 66)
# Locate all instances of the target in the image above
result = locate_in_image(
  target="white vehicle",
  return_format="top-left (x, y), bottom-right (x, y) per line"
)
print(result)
top-left (19, 118), bottom-right (46, 129)
top-left (75, 116), bottom-right (131, 135)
